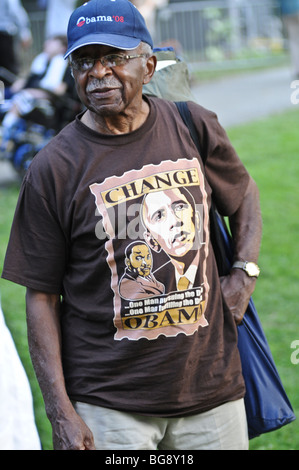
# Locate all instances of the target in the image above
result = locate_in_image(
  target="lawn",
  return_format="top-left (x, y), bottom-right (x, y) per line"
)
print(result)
top-left (227, 108), bottom-right (299, 450)
top-left (0, 107), bottom-right (298, 450)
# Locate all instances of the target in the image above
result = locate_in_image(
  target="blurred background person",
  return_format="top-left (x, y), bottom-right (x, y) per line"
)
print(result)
top-left (0, 35), bottom-right (75, 164)
top-left (0, 35), bottom-right (68, 141)
top-left (0, 299), bottom-right (41, 450)
top-left (0, 0), bottom-right (32, 86)
top-left (7, 34), bottom-right (69, 97)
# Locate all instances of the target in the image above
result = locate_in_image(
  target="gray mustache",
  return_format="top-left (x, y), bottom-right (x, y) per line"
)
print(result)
top-left (86, 79), bottom-right (121, 92)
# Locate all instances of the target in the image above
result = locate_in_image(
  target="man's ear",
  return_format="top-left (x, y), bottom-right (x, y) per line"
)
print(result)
top-left (143, 55), bottom-right (157, 85)
top-left (143, 230), bottom-right (161, 253)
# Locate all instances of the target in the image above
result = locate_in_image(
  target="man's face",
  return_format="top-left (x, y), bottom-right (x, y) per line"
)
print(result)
top-left (127, 244), bottom-right (152, 277)
top-left (142, 188), bottom-right (196, 258)
top-left (71, 44), bottom-right (148, 117)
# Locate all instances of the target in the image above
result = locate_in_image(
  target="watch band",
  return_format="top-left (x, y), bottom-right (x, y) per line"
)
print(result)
top-left (233, 261), bottom-right (248, 270)
top-left (232, 261), bottom-right (260, 278)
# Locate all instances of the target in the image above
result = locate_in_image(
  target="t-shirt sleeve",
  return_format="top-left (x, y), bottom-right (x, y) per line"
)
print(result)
top-left (2, 177), bottom-right (68, 294)
top-left (187, 101), bottom-right (250, 216)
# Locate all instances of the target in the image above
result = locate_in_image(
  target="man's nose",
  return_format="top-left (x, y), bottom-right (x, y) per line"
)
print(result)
top-left (169, 211), bottom-right (183, 230)
top-left (89, 59), bottom-right (113, 78)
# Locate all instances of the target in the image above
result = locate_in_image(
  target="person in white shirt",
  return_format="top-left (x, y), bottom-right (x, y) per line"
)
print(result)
top-left (0, 300), bottom-right (41, 450)
top-left (0, 35), bottom-right (68, 154)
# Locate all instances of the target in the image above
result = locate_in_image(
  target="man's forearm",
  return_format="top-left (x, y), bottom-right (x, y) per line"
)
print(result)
top-left (220, 177), bottom-right (262, 324)
top-left (25, 289), bottom-right (72, 422)
top-left (25, 288), bottom-right (95, 449)
top-left (229, 176), bottom-right (262, 264)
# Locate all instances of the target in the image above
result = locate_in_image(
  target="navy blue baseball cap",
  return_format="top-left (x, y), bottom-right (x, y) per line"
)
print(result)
top-left (64, 0), bottom-right (153, 59)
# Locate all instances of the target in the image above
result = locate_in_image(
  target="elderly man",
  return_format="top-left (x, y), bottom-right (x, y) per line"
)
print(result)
top-left (2, 0), bottom-right (262, 450)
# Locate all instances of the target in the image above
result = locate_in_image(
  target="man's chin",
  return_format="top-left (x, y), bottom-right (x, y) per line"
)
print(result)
top-left (87, 95), bottom-right (124, 117)
top-left (170, 242), bottom-right (196, 258)
top-left (139, 270), bottom-right (150, 277)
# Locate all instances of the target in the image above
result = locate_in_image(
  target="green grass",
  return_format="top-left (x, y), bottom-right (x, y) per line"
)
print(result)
top-left (227, 108), bottom-right (299, 450)
top-left (0, 107), bottom-right (298, 450)
top-left (0, 184), bottom-right (53, 450)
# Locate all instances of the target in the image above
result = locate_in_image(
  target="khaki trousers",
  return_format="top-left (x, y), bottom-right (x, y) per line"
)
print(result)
top-left (73, 398), bottom-right (248, 450)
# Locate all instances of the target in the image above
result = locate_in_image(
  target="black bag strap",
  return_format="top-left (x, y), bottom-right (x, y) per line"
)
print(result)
top-left (175, 101), bottom-right (203, 160)
top-left (175, 101), bottom-right (230, 276)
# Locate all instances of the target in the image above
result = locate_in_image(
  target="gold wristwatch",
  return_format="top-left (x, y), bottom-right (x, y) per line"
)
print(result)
top-left (232, 261), bottom-right (260, 278)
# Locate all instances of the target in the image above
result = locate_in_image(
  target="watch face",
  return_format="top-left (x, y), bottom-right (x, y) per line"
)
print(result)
top-left (246, 262), bottom-right (260, 277)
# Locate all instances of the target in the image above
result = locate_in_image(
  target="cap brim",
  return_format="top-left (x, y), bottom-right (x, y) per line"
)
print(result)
top-left (64, 33), bottom-right (141, 59)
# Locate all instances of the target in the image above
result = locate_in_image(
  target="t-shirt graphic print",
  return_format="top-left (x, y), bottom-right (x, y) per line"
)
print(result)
top-left (90, 158), bottom-right (210, 341)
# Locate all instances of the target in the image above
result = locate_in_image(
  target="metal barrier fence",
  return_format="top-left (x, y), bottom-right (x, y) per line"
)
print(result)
top-left (155, 0), bottom-right (283, 68)
top-left (17, 10), bottom-right (46, 72)
top-left (19, 1), bottom-right (284, 72)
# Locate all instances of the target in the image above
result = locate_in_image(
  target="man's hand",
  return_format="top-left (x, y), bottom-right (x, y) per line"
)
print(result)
top-left (220, 176), bottom-right (262, 325)
top-left (26, 288), bottom-right (96, 450)
top-left (220, 269), bottom-right (256, 325)
top-left (52, 408), bottom-right (96, 450)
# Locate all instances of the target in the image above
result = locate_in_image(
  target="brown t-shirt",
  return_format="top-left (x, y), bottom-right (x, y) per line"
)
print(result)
top-left (2, 97), bottom-right (249, 416)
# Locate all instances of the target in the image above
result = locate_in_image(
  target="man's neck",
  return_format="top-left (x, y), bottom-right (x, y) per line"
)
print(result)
top-left (81, 99), bottom-right (150, 135)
